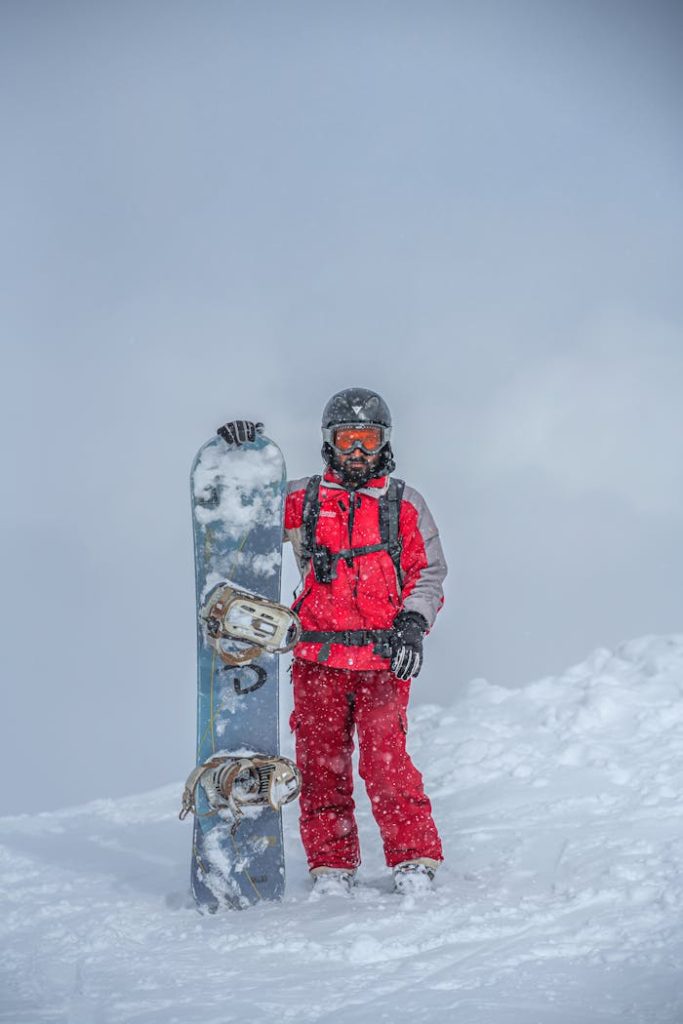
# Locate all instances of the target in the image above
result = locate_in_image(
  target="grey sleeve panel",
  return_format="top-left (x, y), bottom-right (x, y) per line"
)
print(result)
top-left (283, 477), bottom-right (312, 581)
top-left (285, 524), bottom-right (308, 580)
top-left (286, 477), bottom-right (311, 495)
top-left (400, 484), bottom-right (448, 630)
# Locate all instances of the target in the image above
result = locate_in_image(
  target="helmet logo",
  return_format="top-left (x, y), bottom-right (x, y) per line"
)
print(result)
top-left (352, 404), bottom-right (363, 416)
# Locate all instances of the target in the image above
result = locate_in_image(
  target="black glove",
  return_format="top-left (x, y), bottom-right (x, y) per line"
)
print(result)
top-left (217, 421), bottom-right (264, 446)
top-left (390, 610), bottom-right (428, 681)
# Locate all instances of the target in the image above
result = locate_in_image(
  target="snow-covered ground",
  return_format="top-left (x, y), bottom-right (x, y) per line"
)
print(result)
top-left (2, 635), bottom-right (682, 1024)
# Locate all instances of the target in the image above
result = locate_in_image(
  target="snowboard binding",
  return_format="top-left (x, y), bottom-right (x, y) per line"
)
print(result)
top-left (200, 582), bottom-right (302, 666)
top-left (180, 752), bottom-right (302, 829)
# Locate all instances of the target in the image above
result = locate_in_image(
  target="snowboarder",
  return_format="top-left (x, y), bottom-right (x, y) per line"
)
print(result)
top-left (220, 388), bottom-right (446, 895)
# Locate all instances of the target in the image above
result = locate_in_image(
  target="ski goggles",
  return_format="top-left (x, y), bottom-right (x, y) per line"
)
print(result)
top-left (323, 423), bottom-right (391, 454)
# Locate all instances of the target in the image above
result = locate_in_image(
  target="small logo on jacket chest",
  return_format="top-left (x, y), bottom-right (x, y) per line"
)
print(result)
top-left (319, 510), bottom-right (336, 518)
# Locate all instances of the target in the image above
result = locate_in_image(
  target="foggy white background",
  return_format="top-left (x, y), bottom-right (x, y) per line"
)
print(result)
top-left (2, 1), bottom-right (681, 815)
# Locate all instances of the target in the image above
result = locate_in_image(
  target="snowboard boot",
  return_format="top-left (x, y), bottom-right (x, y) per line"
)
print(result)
top-left (392, 859), bottom-right (439, 895)
top-left (309, 867), bottom-right (356, 899)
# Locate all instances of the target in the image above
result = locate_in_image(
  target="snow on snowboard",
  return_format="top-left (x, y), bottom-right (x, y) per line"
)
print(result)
top-left (182, 427), bottom-right (301, 912)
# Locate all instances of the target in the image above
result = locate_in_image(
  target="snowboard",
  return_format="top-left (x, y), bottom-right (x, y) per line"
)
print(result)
top-left (189, 430), bottom-right (287, 911)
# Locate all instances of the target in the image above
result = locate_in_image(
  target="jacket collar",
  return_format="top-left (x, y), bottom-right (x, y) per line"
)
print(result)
top-left (322, 468), bottom-right (390, 497)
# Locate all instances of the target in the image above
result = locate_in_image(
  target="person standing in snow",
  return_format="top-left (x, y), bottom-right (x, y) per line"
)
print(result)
top-left (218, 388), bottom-right (446, 895)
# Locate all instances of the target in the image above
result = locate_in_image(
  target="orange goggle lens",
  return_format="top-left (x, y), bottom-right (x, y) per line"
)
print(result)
top-left (333, 426), bottom-right (384, 453)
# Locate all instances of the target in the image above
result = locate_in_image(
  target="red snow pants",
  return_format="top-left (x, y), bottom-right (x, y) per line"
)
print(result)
top-left (290, 658), bottom-right (443, 871)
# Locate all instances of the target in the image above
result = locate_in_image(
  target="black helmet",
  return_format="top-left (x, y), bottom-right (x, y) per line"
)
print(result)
top-left (321, 387), bottom-right (392, 431)
top-left (321, 387), bottom-right (395, 482)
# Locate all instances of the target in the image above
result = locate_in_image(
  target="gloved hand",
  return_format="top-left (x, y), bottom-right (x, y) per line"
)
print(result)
top-left (216, 421), bottom-right (264, 446)
top-left (390, 610), bottom-right (428, 681)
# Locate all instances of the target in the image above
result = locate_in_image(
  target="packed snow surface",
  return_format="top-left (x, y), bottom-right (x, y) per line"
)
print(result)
top-left (2, 635), bottom-right (682, 1023)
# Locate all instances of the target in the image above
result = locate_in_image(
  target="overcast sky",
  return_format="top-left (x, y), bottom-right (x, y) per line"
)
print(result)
top-left (2, 1), bottom-right (682, 814)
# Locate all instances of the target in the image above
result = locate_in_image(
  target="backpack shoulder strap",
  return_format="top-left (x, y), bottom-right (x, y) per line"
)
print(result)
top-left (301, 475), bottom-right (322, 558)
top-left (379, 477), bottom-right (405, 585)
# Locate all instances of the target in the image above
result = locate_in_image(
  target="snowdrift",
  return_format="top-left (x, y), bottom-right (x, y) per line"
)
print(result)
top-left (2, 635), bottom-right (682, 1023)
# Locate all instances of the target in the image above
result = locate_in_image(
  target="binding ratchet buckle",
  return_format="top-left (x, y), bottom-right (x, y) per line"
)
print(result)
top-left (201, 582), bottom-right (302, 666)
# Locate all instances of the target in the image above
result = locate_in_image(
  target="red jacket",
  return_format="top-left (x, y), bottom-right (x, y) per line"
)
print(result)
top-left (284, 469), bottom-right (447, 671)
